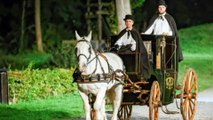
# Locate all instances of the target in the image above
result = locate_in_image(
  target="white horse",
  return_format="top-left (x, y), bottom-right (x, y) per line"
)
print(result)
top-left (74, 31), bottom-right (125, 120)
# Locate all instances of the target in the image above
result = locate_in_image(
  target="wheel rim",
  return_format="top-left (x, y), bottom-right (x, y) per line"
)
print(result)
top-left (180, 68), bottom-right (198, 120)
top-left (149, 81), bottom-right (161, 120)
top-left (118, 105), bottom-right (132, 120)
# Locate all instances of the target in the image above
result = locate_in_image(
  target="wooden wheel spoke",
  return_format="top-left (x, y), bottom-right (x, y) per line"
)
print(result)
top-left (118, 105), bottom-right (132, 120)
top-left (192, 93), bottom-right (197, 98)
top-left (189, 100), bottom-right (194, 113)
top-left (190, 83), bottom-right (195, 92)
top-left (183, 97), bottom-right (189, 105)
top-left (190, 76), bottom-right (197, 90)
top-left (182, 94), bottom-right (188, 98)
top-left (189, 99), bottom-right (195, 105)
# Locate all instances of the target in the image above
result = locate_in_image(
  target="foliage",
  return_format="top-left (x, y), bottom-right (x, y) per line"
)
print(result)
top-left (8, 66), bottom-right (77, 103)
top-left (0, 52), bottom-right (51, 69)
top-left (0, 0), bottom-right (87, 53)
top-left (41, 0), bottom-right (86, 42)
top-left (131, 0), bottom-right (145, 9)
top-left (0, 93), bottom-right (83, 120)
top-left (47, 41), bottom-right (77, 68)
top-left (0, 41), bottom-right (78, 69)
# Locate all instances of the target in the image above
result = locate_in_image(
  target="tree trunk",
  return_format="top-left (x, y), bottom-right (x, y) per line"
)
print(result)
top-left (35, 0), bottom-right (43, 52)
top-left (19, 0), bottom-right (26, 53)
top-left (115, 0), bottom-right (131, 32)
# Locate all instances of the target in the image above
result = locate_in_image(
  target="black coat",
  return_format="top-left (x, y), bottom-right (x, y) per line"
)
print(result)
top-left (116, 28), bottom-right (151, 79)
top-left (146, 13), bottom-right (183, 62)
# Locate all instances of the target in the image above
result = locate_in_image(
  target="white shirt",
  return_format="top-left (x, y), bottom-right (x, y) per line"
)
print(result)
top-left (144, 13), bottom-right (173, 36)
top-left (115, 30), bottom-right (136, 51)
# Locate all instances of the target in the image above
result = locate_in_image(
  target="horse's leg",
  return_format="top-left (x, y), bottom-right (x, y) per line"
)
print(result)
top-left (111, 84), bottom-right (123, 120)
top-left (79, 90), bottom-right (91, 120)
top-left (93, 88), bottom-right (107, 120)
top-left (101, 99), bottom-right (107, 120)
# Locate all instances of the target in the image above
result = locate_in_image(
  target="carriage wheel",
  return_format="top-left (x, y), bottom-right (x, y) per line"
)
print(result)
top-left (118, 105), bottom-right (132, 120)
top-left (180, 68), bottom-right (198, 120)
top-left (149, 81), bottom-right (161, 120)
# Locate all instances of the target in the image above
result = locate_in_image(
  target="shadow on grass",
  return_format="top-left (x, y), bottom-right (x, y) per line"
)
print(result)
top-left (0, 106), bottom-right (74, 120)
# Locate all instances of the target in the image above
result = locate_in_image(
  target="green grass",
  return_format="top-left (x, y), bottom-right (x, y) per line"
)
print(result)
top-left (178, 55), bottom-right (213, 91)
top-left (0, 23), bottom-right (212, 119)
top-left (178, 23), bottom-right (213, 91)
top-left (179, 23), bottom-right (213, 54)
top-left (0, 93), bottom-right (84, 120)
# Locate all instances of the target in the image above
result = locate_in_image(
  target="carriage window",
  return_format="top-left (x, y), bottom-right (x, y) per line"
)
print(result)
top-left (143, 41), bottom-right (152, 62)
top-left (165, 40), bottom-right (175, 69)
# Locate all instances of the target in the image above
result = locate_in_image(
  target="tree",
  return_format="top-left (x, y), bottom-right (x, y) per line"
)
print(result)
top-left (115, 0), bottom-right (131, 32)
top-left (19, 0), bottom-right (26, 53)
top-left (35, 0), bottom-right (43, 52)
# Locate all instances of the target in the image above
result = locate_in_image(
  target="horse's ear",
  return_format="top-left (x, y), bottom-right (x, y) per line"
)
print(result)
top-left (86, 31), bottom-right (92, 42)
top-left (75, 30), bottom-right (81, 41)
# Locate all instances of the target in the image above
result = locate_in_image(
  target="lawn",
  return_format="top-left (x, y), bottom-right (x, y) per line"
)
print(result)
top-left (0, 93), bottom-right (84, 120)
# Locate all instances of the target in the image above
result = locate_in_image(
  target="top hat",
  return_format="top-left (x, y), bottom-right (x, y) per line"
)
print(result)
top-left (123, 14), bottom-right (134, 21)
top-left (158, 0), bottom-right (167, 7)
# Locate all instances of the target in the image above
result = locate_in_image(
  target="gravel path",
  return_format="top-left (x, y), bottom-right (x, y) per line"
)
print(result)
top-left (75, 88), bottom-right (213, 120)
top-left (130, 88), bottom-right (213, 120)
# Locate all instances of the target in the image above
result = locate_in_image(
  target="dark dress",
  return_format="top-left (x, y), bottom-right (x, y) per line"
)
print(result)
top-left (115, 28), bottom-right (151, 79)
top-left (146, 13), bottom-right (183, 62)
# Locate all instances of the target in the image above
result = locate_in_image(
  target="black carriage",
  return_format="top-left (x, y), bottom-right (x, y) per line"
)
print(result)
top-left (110, 35), bottom-right (198, 120)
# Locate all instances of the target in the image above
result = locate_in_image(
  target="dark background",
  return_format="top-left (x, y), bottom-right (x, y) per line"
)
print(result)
top-left (0, 0), bottom-right (212, 54)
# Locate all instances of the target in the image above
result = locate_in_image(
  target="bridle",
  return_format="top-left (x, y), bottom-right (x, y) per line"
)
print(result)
top-left (76, 39), bottom-right (93, 63)
top-left (75, 38), bottom-right (111, 75)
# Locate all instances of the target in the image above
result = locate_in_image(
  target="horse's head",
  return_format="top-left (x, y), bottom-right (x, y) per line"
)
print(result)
top-left (75, 30), bottom-right (93, 72)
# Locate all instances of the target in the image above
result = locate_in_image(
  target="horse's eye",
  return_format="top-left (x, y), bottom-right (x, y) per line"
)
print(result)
top-left (75, 48), bottom-right (77, 55)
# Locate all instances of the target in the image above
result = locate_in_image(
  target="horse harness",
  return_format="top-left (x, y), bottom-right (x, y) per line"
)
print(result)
top-left (73, 39), bottom-right (126, 83)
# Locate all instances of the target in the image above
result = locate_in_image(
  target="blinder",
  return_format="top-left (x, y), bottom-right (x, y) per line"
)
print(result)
top-left (76, 39), bottom-right (93, 62)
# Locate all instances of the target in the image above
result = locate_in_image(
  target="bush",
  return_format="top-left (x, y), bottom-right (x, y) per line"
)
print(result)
top-left (8, 65), bottom-right (77, 103)
top-left (0, 52), bottom-right (52, 69)
top-left (0, 41), bottom-right (78, 69)
top-left (47, 41), bottom-right (77, 68)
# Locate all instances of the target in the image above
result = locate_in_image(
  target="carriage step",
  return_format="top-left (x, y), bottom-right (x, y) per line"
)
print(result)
top-left (124, 81), bottom-right (149, 88)
top-left (161, 106), bottom-right (179, 114)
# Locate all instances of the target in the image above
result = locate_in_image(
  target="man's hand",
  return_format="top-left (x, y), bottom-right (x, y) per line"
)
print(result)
top-left (162, 32), bottom-right (168, 35)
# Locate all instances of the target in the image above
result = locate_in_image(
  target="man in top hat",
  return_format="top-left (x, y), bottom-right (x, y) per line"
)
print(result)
top-left (144, 0), bottom-right (183, 62)
top-left (114, 14), bottom-right (151, 80)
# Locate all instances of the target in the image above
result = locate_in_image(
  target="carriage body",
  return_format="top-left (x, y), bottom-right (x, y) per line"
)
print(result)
top-left (111, 35), bottom-right (177, 105)
top-left (110, 35), bottom-right (198, 120)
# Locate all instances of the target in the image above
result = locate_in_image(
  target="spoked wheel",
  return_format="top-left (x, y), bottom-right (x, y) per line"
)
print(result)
top-left (180, 68), bottom-right (198, 120)
top-left (149, 81), bottom-right (161, 120)
top-left (118, 105), bottom-right (132, 120)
